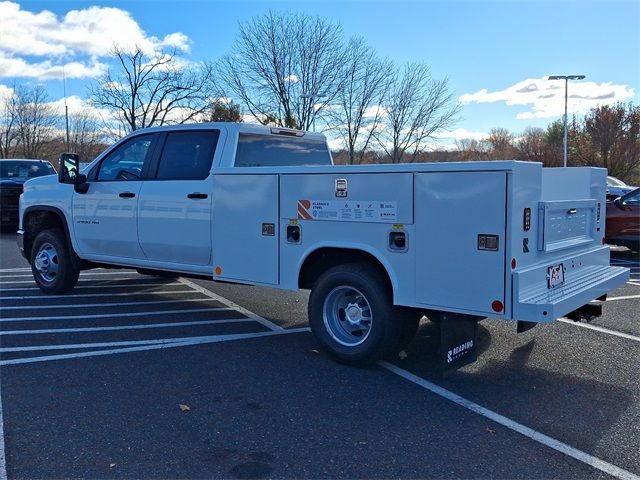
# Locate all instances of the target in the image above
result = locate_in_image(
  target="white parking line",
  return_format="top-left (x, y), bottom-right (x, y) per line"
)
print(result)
top-left (0, 328), bottom-right (310, 366)
top-left (0, 307), bottom-right (234, 323)
top-left (0, 268), bottom-right (30, 272)
top-left (179, 278), bottom-right (284, 332)
top-left (0, 297), bottom-right (220, 311)
top-left (380, 362), bottom-right (640, 480)
top-left (0, 325), bottom-right (269, 351)
top-left (611, 258), bottom-right (638, 265)
top-left (0, 289), bottom-right (194, 301)
top-left (0, 379), bottom-right (6, 480)
top-left (0, 271), bottom-right (141, 279)
top-left (606, 294), bottom-right (640, 302)
top-left (558, 319), bottom-right (640, 342)
top-left (0, 282), bottom-right (182, 292)
top-left (0, 278), bottom-right (140, 285)
top-left (0, 318), bottom-right (255, 336)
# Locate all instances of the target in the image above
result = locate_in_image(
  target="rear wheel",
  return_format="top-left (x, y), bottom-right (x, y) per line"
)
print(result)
top-left (308, 263), bottom-right (407, 366)
top-left (31, 229), bottom-right (79, 294)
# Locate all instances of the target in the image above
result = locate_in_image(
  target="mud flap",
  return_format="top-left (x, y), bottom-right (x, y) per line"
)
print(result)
top-left (438, 314), bottom-right (479, 376)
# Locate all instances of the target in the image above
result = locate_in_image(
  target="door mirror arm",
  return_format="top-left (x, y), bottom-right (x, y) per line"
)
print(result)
top-left (74, 174), bottom-right (89, 194)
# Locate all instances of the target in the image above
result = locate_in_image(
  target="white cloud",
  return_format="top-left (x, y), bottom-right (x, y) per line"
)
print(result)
top-left (460, 77), bottom-right (635, 119)
top-left (0, 54), bottom-right (106, 79)
top-left (0, 83), bottom-right (13, 100)
top-left (0, 1), bottom-right (191, 79)
top-left (433, 128), bottom-right (487, 142)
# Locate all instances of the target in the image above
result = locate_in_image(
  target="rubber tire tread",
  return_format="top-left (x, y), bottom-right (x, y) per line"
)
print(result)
top-left (308, 262), bottom-right (406, 366)
top-left (31, 228), bottom-right (80, 294)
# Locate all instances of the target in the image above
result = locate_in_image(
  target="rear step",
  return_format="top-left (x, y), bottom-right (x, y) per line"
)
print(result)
top-left (515, 265), bottom-right (628, 322)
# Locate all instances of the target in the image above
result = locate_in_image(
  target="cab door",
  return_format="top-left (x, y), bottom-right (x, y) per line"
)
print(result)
top-left (137, 130), bottom-right (220, 267)
top-left (72, 134), bottom-right (158, 259)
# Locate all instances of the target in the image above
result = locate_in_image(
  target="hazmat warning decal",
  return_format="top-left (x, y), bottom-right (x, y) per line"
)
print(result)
top-left (297, 200), bottom-right (398, 223)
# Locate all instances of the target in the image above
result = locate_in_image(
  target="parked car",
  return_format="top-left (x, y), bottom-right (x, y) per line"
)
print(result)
top-left (0, 159), bottom-right (56, 228)
top-left (606, 175), bottom-right (635, 201)
top-left (605, 188), bottom-right (640, 252)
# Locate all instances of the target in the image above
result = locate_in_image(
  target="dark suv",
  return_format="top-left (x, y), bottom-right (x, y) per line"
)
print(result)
top-left (1, 159), bottom-right (56, 228)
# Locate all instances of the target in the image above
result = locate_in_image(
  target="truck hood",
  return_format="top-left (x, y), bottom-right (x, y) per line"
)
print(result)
top-left (21, 174), bottom-right (57, 191)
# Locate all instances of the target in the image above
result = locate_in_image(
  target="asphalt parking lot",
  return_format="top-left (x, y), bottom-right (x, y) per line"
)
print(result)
top-left (0, 230), bottom-right (638, 479)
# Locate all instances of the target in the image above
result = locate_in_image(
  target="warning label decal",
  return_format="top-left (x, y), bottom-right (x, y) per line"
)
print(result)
top-left (297, 200), bottom-right (398, 223)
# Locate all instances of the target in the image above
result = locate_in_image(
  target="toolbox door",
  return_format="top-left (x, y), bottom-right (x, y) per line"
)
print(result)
top-left (415, 171), bottom-right (507, 315)
top-left (212, 174), bottom-right (279, 285)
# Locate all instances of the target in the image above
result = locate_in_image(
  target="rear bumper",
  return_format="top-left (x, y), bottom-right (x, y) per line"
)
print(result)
top-left (512, 247), bottom-right (629, 322)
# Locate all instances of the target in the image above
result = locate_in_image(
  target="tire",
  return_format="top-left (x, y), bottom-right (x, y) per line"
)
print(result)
top-left (308, 263), bottom-right (406, 366)
top-left (31, 229), bottom-right (79, 294)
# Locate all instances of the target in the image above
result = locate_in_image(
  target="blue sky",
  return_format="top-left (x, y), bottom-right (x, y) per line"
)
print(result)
top-left (1, 0), bottom-right (638, 146)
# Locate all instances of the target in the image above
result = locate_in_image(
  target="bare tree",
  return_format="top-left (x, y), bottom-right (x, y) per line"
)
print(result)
top-left (375, 62), bottom-right (460, 163)
top-left (89, 45), bottom-right (218, 135)
top-left (485, 128), bottom-right (517, 159)
top-left (455, 138), bottom-right (489, 161)
top-left (12, 85), bottom-right (59, 159)
top-left (572, 103), bottom-right (640, 180)
top-left (517, 127), bottom-right (545, 162)
top-left (0, 84), bottom-right (18, 158)
top-left (330, 38), bottom-right (392, 164)
top-left (68, 108), bottom-right (108, 162)
top-left (220, 11), bottom-right (346, 130)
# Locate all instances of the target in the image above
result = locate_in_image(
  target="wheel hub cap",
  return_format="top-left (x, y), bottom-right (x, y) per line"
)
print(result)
top-left (322, 286), bottom-right (373, 347)
top-left (345, 303), bottom-right (363, 325)
top-left (34, 243), bottom-right (59, 282)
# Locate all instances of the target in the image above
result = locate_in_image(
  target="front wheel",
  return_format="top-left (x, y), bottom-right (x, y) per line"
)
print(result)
top-left (308, 263), bottom-right (407, 366)
top-left (31, 229), bottom-right (79, 294)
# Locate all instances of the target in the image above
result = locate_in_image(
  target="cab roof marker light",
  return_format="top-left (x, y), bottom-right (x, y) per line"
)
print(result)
top-left (270, 127), bottom-right (305, 137)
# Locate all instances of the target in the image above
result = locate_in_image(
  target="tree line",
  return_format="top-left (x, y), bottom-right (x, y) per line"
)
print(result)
top-left (0, 10), bottom-right (637, 183)
top-left (455, 102), bottom-right (639, 183)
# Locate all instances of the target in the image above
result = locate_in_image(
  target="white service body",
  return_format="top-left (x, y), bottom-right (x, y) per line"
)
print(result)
top-left (18, 123), bottom-right (629, 326)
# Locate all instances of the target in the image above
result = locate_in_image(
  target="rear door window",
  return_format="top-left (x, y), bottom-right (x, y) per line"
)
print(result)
top-left (155, 130), bottom-right (219, 180)
top-left (235, 134), bottom-right (331, 167)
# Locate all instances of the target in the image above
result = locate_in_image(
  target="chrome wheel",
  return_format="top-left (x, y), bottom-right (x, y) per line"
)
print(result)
top-left (34, 242), bottom-right (59, 283)
top-left (322, 286), bottom-right (373, 347)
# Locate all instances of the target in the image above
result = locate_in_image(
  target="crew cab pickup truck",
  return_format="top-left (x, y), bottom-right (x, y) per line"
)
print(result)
top-left (17, 123), bottom-right (629, 367)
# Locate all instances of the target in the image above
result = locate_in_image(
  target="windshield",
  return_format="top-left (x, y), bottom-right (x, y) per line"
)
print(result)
top-left (0, 161), bottom-right (55, 179)
top-left (607, 176), bottom-right (627, 187)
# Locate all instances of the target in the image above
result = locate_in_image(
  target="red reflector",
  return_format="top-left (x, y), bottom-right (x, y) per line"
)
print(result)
top-left (511, 258), bottom-right (517, 269)
top-left (492, 300), bottom-right (504, 313)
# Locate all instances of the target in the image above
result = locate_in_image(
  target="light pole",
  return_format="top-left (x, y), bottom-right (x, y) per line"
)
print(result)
top-left (548, 74), bottom-right (585, 167)
top-left (300, 92), bottom-right (327, 131)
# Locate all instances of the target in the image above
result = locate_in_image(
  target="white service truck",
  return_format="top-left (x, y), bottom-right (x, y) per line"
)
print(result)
top-left (17, 123), bottom-right (629, 368)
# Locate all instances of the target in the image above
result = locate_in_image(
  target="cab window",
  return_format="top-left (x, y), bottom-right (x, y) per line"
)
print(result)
top-left (235, 134), bottom-right (331, 167)
top-left (97, 135), bottom-right (154, 181)
top-left (155, 130), bottom-right (219, 180)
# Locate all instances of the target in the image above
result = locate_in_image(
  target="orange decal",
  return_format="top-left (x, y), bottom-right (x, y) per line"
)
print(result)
top-left (297, 199), bottom-right (312, 220)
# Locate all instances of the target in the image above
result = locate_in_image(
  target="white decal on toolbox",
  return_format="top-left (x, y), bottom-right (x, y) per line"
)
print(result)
top-left (297, 200), bottom-right (397, 222)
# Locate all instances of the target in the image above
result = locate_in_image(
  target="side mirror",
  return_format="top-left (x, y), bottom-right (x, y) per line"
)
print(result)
top-left (59, 153), bottom-right (80, 184)
top-left (58, 153), bottom-right (88, 192)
